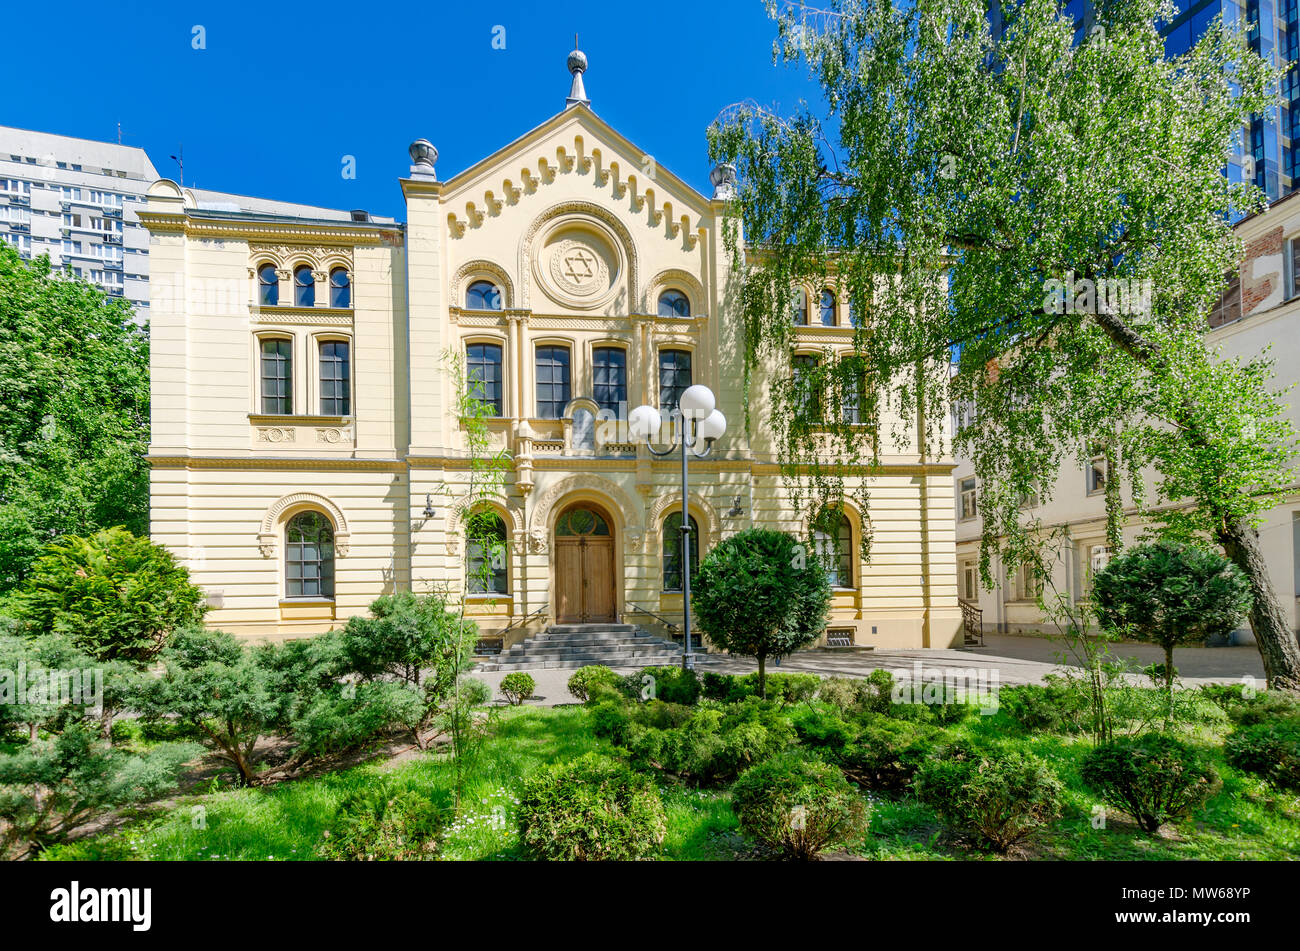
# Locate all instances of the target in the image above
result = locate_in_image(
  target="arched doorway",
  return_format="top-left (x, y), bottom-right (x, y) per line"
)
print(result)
top-left (554, 503), bottom-right (616, 623)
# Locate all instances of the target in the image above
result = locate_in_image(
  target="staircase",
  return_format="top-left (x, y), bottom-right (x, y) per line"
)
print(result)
top-left (473, 623), bottom-right (688, 671)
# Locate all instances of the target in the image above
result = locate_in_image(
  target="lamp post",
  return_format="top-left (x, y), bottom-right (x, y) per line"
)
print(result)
top-left (629, 385), bottom-right (727, 669)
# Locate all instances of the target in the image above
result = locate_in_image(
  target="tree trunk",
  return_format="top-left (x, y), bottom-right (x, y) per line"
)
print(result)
top-left (757, 655), bottom-right (767, 700)
top-left (1219, 516), bottom-right (1300, 691)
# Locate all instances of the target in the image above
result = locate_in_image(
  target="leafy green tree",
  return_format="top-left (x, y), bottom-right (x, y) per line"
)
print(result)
top-left (707, 0), bottom-right (1300, 689)
top-left (0, 723), bottom-right (196, 859)
top-left (692, 528), bottom-right (831, 697)
top-left (16, 527), bottom-right (206, 665)
top-left (1092, 540), bottom-right (1253, 696)
top-left (338, 591), bottom-right (478, 750)
top-left (0, 245), bottom-right (149, 593)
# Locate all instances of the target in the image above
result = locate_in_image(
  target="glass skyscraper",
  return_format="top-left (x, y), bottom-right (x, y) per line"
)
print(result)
top-left (988, 1), bottom-right (1300, 200)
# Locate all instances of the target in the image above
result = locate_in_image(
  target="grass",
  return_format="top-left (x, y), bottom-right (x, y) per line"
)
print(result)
top-left (39, 696), bottom-right (1300, 861)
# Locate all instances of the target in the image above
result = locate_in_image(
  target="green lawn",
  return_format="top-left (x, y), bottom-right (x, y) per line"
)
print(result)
top-left (40, 702), bottom-right (1300, 861)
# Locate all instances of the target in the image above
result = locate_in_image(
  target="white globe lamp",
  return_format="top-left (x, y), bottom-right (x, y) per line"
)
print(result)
top-left (678, 384), bottom-right (716, 421)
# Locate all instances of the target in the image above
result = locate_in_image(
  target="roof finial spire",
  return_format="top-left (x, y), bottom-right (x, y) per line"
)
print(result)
top-left (566, 36), bottom-right (590, 108)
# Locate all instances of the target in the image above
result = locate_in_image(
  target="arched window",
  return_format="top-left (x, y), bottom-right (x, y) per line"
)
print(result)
top-left (658, 289), bottom-right (690, 318)
top-left (819, 289), bottom-right (837, 326)
top-left (556, 507), bottom-right (610, 536)
top-left (535, 345), bottom-right (571, 419)
top-left (466, 511), bottom-right (508, 594)
top-left (294, 265), bottom-right (315, 307)
top-left (258, 263), bottom-right (279, 306)
top-left (466, 280), bottom-right (502, 311)
top-left (812, 509), bottom-right (853, 589)
top-left (329, 267), bottom-right (350, 308)
top-left (466, 342), bottom-right (503, 416)
top-left (791, 289), bottom-right (808, 325)
top-left (286, 511), bottom-right (334, 598)
top-left (662, 511), bottom-right (700, 592)
top-left (658, 349), bottom-right (692, 414)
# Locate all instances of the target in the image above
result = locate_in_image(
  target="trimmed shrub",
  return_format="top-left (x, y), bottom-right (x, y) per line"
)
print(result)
top-left (790, 705), bottom-right (855, 751)
top-left (624, 698), bottom-right (796, 786)
top-left (999, 683), bottom-right (1089, 734)
top-left (638, 666), bottom-right (701, 706)
top-left (1081, 734), bottom-right (1221, 833)
top-left (456, 677), bottom-right (492, 708)
top-left (499, 672), bottom-right (536, 706)
top-left (568, 665), bottom-right (619, 703)
top-left (517, 753), bottom-right (667, 860)
top-left (699, 672), bottom-right (819, 706)
top-left (1225, 719), bottom-right (1300, 792)
top-left (320, 784), bottom-right (442, 860)
top-left (837, 714), bottom-right (942, 792)
top-left (815, 676), bottom-right (864, 712)
top-left (913, 742), bottom-right (1063, 852)
top-left (731, 753), bottom-right (869, 860)
top-left (16, 527), bottom-right (205, 665)
top-left (589, 701), bottom-right (634, 746)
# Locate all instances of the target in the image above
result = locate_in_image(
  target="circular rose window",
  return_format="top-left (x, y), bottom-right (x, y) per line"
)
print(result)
top-left (533, 220), bottom-right (623, 310)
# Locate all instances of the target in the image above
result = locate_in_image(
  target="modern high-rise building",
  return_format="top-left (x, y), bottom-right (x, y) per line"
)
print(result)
top-left (987, 1), bottom-right (1298, 201)
top-left (0, 126), bottom-right (161, 309)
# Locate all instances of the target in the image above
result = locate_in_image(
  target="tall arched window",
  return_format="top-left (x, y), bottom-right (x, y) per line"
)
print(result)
top-left (466, 511), bottom-right (508, 594)
top-left (662, 511), bottom-right (700, 592)
top-left (466, 280), bottom-right (503, 311)
top-left (812, 509), bottom-right (853, 589)
top-left (819, 289), bottom-right (837, 326)
top-left (466, 342), bottom-right (503, 416)
top-left (294, 265), bottom-right (315, 306)
top-left (658, 289), bottom-right (690, 318)
top-left (329, 267), bottom-right (350, 308)
top-left (286, 511), bottom-right (335, 598)
top-left (258, 263), bottom-right (279, 306)
top-left (593, 346), bottom-right (627, 416)
top-left (791, 289), bottom-right (808, 325)
top-left (319, 340), bottom-right (350, 416)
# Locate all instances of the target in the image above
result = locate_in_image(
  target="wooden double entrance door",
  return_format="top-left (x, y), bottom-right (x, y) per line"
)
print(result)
top-left (554, 505), bottom-right (616, 623)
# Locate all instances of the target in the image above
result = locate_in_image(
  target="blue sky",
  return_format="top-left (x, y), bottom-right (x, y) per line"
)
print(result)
top-left (6, 0), bottom-right (818, 219)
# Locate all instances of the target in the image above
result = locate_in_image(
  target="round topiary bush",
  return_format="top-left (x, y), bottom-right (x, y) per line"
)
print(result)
top-left (912, 742), bottom-right (1063, 852)
top-left (567, 664), bottom-right (619, 702)
top-left (516, 753), bottom-right (667, 860)
top-left (730, 753), bottom-right (869, 860)
top-left (498, 672), bottom-right (536, 706)
top-left (1224, 719), bottom-right (1300, 792)
top-left (1080, 733), bottom-right (1221, 833)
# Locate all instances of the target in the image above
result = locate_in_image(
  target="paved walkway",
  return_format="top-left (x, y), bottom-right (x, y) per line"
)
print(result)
top-left (472, 633), bottom-right (1268, 708)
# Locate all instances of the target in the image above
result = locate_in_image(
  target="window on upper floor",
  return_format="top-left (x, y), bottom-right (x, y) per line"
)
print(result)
top-left (1087, 447), bottom-right (1108, 496)
top-left (819, 289), bottom-right (837, 326)
top-left (959, 477), bottom-right (977, 521)
top-left (294, 265), bottom-right (315, 307)
top-left (792, 354), bottom-right (821, 419)
top-left (260, 338), bottom-right (293, 414)
top-left (466, 280), bottom-right (503, 311)
top-left (329, 267), bottom-right (350, 308)
top-left (791, 288), bottom-right (808, 325)
top-left (658, 349), bottom-right (692, 414)
top-left (658, 289), bottom-right (690, 318)
top-left (840, 357), bottom-right (868, 425)
top-left (286, 510), bottom-right (334, 599)
top-left (593, 346), bottom-right (627, 416)
top-left (319, 341), bottom-right (350, 416)
top-left (535, 345), bottom-right (571, 419)
top-left (258, 263), bottom-right (279, 306)
top-left (466, 342), bottom-right (504, 416)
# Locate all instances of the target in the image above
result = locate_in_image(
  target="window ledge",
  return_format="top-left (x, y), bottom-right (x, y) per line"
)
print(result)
top-left (279, 597), bottom-right (336, 605)
top-left (250, 414), bottom-right (353, 426)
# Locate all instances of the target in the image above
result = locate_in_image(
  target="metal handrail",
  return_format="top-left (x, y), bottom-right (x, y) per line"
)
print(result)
top-left (625, 602), bottom-right (680, 633)
top-left (958, 598), bottom-right (984, 646)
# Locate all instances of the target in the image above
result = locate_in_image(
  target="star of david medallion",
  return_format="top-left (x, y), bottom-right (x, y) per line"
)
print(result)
top-left (549, 238), bottom-right (610, 298)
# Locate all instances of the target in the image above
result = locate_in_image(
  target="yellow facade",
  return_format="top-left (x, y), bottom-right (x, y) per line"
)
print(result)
top-left (140, 86), bottom-right (962, 651)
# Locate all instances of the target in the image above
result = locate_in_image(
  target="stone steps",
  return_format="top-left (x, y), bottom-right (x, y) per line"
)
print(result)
top-left (473, 622), bottom-right (689, 672)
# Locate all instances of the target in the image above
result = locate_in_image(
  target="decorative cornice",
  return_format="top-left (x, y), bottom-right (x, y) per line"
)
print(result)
top-left (137, 212), bottom-right (401, 246)
top-left (251, 310), bottom-right (354, 326)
